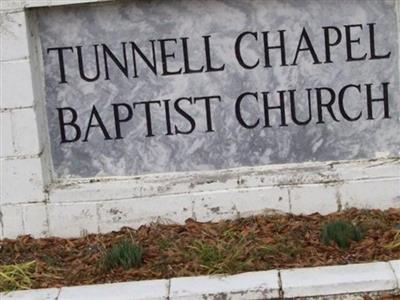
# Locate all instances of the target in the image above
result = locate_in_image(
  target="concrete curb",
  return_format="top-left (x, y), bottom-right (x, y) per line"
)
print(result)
top-left (280, 261), bottom-right (398, 298)
top-left (1, 261), bottom-right (399, 299)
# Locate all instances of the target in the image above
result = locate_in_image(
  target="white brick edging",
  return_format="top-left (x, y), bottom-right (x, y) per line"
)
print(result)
top-left (168, 271), bottom-right (280, 299)
top-left (1, 261), bottom-right (399, 300)
top-left (280, 261), bottom-right (398, 298)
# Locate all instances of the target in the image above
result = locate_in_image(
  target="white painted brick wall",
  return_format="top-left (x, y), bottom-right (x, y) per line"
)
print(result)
top-left (340, 179), bottom-right (400, 210)
top-left (0, 11), bottom-right (29, 61)
top-left (0, 205), bottom-right (24, 239)
top-left (98, 194), bottom-right (195, 233)
top-left (0, 203), bottom-right (49, 238)
top-left (289, 184), bottom-right (339, 215)
top-left (47, 202), bottom-right (98, 237)
top-left (333, 159), bottom-right (400, 181)
top-left (23, 203), bottom-right (48, 237)
top-left (11, 108), bottom-right (41, 155)
top-left (193, 187), bottom-right (290, 222)
top-left (0, 6), bottom-right (45, 238)
top-left (2, 159), bottom-right (400, 238)
top-left (0, 111), bottom-right (14, 157)
top-left (1, 60), bottom-right (35, 109)
top-left (1, 158), bottom-right (44, 205)
top-left (0, 109), bottom-right (40, 157)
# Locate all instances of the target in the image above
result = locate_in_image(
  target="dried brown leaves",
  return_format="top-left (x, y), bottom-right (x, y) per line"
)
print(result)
top-left (0, 208), bottom-right (399, 291)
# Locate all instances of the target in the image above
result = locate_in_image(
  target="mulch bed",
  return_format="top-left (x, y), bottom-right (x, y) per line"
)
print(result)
top-left (1, 208), bottom-right (399, 291)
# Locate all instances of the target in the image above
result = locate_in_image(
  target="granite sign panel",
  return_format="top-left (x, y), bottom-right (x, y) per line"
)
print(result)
top-left (37, 0), bottom-right (399, 178)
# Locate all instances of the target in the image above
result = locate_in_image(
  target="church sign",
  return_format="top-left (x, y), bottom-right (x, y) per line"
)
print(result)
top-left (36, 0), bottom-right (399, 178)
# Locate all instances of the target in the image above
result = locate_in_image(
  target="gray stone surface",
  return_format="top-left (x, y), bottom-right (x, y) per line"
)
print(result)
top-left (37, 0), bottom-right (400, 178)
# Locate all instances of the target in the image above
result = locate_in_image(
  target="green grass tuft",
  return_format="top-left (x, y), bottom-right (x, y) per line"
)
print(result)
top-left (0, 261), bottom-right (36, 292)
top-left (194, 242), bottom-right (224, 268)
top-left (186, 238), bottom-right (249, 274)
top-left (101, 239), bottom-right (143, 271)
top-left (321, 220), bottom-right (363, 249)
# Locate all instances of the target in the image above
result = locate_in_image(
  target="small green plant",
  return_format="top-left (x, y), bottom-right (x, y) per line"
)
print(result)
top-left (101, 239), bottom-right (143, 270)
top-left (156, 238), bottom-right (172, 251)
top-left (42, 255), bottom-right (61, 268)
top-left (0, 261), bottom-right (36, 292)
top-left (191, 241), bottom-right (223, 268)
top-left (321, 220), bottom-right (363, 249)
top-left (258, 242), bottom-right (303, 259)
top-left (187, 239), bottom-right (249, 274)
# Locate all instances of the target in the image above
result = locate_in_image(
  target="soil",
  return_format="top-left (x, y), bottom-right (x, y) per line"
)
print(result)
top-left (1, 208), bottom-right (399, 290)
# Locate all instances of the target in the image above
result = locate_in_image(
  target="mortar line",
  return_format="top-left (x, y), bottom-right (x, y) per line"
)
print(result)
top-left (388, 261), bottom-right (400, 290)
top-left (166, 278), bottom-right (171, 300)
top-left (55, 288), bottom-right (62, 300)
top-left (277, 270), bottom-right (284, 299)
